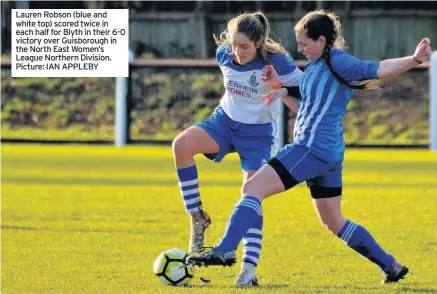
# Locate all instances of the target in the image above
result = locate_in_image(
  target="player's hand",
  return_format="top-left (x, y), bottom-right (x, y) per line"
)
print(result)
top-left (413, 38), bottom-right (432, 63)
top-left (261, 65), bottom-right (281, 89)
top-left (261, 88), bottom-right (287, 107)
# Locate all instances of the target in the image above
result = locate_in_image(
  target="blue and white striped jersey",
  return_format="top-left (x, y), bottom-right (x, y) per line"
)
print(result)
top-left (217, 44), bottom-right (302, 124)
top-left (293, 49), bottom-right (380, 162)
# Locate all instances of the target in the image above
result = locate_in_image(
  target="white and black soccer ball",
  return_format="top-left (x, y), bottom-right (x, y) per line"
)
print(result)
top-left (153, 248), bottom-right (194, 286)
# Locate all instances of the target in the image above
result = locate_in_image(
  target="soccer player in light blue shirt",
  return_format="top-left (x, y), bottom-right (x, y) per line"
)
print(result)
top-left (187, 10), bottom-right (432, 285)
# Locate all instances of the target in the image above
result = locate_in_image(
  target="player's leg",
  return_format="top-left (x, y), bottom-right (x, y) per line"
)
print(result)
top-left (187, 144), bottom-right (332, 267)
top-left (233, 123), bottom-right (274, 287)
top-left (173, 126), bottom-right (220, 167)
top-left (310, 163), bottom-right (409, 284)
top-left (235, 170), bottom-right (262, 287)
top-left (187, 164), bottom-right (282, 267)
top-left (172, 126), bottom-right (216, 252)
top-left (172, 108), bottom-right (232, 253)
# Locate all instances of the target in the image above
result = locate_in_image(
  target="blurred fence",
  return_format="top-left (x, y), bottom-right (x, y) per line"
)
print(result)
top-left (1, 59), bottom-right (431, 147)
top-left (132, 10), bottom-right (437, 61)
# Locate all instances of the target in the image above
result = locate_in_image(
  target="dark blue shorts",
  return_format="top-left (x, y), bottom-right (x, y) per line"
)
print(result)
top-left (270, 144), bottom-right (343, 197)
top-left (195, 106), bottom-right (276, 171)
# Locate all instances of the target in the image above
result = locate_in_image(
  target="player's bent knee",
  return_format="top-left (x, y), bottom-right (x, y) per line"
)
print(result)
top-left (240, 184), bottom-right (245, 196)
top-left (172, 134), bottom-right (184, 153)
top-left (241, 178), bottom-right (265, 199)
top-left (241, 178), bottom-right (255, 195)
top-left (172, 133), bottom-right (194, 156)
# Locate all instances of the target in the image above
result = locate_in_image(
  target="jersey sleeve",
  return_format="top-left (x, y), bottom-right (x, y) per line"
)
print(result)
top-left (216, 44), bottom-right (231, 66)
top-left (330, 49), bottom-right (380, 81)
top-left (270, 54), bottom-right (303, 87)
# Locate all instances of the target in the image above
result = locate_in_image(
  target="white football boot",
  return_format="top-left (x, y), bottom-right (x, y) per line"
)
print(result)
top-left (234, 262), bottom-right (258, 287)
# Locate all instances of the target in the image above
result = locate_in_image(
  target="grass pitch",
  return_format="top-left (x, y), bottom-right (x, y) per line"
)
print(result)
top-left (2, 144), bottom-right (436, 293)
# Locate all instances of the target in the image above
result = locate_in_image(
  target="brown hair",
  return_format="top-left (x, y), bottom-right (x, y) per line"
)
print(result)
top-left (214, 11), bottom-right (288, 63)
top-left (295, 10), bottom-right (378, 90)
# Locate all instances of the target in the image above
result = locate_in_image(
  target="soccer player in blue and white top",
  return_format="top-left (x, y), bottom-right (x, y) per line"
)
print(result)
top-left (172, 11), bottom-right (302, 286)
top-left (187, 10), bottom-right (432, 285)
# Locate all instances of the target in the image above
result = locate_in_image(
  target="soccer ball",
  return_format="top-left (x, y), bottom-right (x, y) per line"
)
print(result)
top-left (153, 248), bottom-right (194, 286)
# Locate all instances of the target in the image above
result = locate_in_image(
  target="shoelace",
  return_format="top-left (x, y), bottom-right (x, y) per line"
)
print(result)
top-left (179, 246), bottom-right (215, 269)
top-left (198, 245), bottom-right (215, 253)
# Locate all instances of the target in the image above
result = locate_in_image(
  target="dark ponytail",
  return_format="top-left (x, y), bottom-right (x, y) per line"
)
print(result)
top-left (322, 47), bottom-right (368, 89)
top-left (253, 12), bottom-right (268, 37)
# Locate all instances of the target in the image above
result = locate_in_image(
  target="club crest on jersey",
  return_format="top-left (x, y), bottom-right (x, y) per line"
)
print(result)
top-left (248, 72), bottom-right (259, 87)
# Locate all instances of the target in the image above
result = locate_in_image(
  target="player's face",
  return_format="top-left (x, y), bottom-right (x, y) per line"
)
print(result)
top-left (295, 30), bottom-right (324, 61)
top-left (230, 33), bottom-right (258, 65)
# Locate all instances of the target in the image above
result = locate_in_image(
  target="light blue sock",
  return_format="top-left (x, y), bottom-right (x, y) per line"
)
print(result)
top-left (176, 165), bottom-right (201, 214)
top-left (216, 196), bottom-right (261, 252)
top-left (338, 219), bottom-right (395, 272)
top-left (242, 215), bottom-right (263, 266)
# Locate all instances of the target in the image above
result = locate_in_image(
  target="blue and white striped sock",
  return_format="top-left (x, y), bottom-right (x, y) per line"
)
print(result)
top-left (242, 215), bottom-right (263, 266)
top-left (216, 196), bottom-right (261, 252)
top-left (338, 219), bottom-right (395, 272)
top-left (176, 165), bottom-right (201, 214)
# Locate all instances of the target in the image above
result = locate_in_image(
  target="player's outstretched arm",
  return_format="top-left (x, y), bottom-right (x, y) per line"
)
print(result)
top-left (377, 38), bottom-right (432, 79)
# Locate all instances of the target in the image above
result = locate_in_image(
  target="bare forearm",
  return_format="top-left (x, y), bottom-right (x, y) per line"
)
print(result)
top-left (376, 56), bottom-right (419, 79)
top-left (281, 96), bottom-right (299, 114)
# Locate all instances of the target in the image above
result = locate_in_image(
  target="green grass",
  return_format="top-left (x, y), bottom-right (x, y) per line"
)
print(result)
top-left (1, 125), bottom-right (115, 140)
top-left (1, 125), bottom-right (181, 141)
top-left (2, 145), bottom-right (437, 293)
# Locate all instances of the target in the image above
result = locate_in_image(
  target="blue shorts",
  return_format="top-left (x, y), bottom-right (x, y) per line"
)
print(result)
top-left (195, 106), bottom-right (276, 171)
top-left (269, 144), bottom-right (343, 198)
